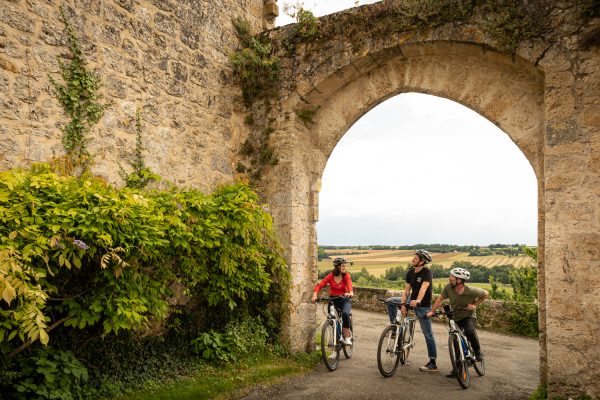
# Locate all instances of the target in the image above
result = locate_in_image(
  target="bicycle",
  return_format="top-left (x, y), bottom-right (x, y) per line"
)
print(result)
top-left (376, 299), bottom-right (417, 377)
top-left (317, 296), bottom-right (354, 371)
top-left (433, 304), bottom-right (485, 389)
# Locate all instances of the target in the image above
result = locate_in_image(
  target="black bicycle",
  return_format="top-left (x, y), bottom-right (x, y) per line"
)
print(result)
top-left (376, 299), bottom-right (416, 377)
top-left (317, 297), bottom-right (354, 371)
top-left (434, 305), bottom-right (485, 389)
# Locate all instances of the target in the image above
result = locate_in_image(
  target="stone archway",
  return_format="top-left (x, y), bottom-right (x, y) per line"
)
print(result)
top-left (258, 4), bottom-right (600, 396)
top-left (264, 37), bottom-right (545, 361)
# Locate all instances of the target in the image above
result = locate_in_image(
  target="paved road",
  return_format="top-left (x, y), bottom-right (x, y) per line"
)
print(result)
top-left (242, 308), bottom-right (539, 400)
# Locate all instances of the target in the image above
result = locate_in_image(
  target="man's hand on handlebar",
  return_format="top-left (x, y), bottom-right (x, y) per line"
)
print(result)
top-left (344, 292), bottom-right (353, 298)
top-left (311, 292), bottom-right (317, 303)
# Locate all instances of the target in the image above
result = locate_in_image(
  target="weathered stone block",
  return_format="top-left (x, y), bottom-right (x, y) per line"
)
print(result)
top-left (0, 4), bottom-right (34, 33)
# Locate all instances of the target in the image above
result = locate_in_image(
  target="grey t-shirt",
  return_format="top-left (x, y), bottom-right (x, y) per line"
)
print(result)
top-left (441, 284), bottom-right (487, 321)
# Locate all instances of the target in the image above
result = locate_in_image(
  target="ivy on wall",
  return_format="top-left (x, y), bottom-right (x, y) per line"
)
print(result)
top-left (49, 8), bottom-right (106, 174)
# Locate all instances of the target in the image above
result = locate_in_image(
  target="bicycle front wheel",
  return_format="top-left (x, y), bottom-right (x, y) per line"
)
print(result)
top-left (448, 335), bottom-right (470, 389)
top-left (377, 325), bottom-right (400, 377)
top-left (473, 356), bottom-right (485, 376)
top-left (321, 320), bottom-right (340, 371)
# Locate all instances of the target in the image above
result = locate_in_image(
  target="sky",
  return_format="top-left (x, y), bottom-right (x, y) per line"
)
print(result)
top-left (277, 1), bottom-right (538, 247)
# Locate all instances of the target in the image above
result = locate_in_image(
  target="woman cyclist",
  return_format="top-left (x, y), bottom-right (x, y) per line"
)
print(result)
top-left (311, 257), bottom-right (354, 345)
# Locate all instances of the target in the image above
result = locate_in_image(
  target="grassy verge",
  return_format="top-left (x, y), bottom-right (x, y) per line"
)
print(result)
top-left (116, 352), bottom-right (321, 400)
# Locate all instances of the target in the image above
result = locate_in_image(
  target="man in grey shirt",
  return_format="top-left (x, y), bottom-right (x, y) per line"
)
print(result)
top-left (427, 267), bottom-right (489, 377)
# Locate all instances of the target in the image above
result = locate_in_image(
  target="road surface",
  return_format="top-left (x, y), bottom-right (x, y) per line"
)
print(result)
top-left (242, 308), bottom-right (539, 400)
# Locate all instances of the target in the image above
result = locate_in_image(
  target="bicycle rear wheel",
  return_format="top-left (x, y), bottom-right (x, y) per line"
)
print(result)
top-left (473, 356), bottom-right (485, 376)
top-left (321, 320), bottom-right (339, 371)
top-left (448, 335), bottom-right (470, 389)
top-left (342, 316), bottom-right (353, 359)
top-left (400, 320), bottom-right (414, 365)
top-left (377, 325), bottom-right (400, 377)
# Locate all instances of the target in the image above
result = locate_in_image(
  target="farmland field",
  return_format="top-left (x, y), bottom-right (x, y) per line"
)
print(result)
top-left (318, 249), bottom-right (532, 277)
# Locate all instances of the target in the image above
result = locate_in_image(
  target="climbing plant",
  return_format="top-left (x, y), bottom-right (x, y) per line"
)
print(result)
top-left (230, 18), bottom-right (281, 182)
top-left (49, 8), bottom-right (106, 174)
top-left (119, 109), bottom-right (161, 189)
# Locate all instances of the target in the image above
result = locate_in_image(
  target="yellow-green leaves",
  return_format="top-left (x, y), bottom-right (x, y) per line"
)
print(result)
top-left (0, 164), bottom-right (288, 352)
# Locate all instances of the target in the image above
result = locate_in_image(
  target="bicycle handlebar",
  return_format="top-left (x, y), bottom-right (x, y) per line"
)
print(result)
top-left (378, 298), bottom-right (413, 309)
top-left (316, 296), bottom-right (351, 302)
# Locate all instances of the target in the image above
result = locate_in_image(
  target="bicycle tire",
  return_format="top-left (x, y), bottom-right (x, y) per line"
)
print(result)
top-left (398, 325), bottom-right (407, 365)
top-left (321, 320), bottom-right (339, 371)
top-left (377, 325), bottom-right (400, 377)
top-left (343, 316), bottom-right (353, 359)
top-left (449, 335), bottom-right (470, 389)
top-left (342, 336), bottom-right (353, 359)
top-left (400, 320), bottom-right (415, 364)
top-left (473, 355), bottom-right (485, 376)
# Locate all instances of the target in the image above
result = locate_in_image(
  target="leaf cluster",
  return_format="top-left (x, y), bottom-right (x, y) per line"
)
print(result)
top-left (0, 164), bottom-right (289, 354)
top-left (191, 316), bottom-right (268, 364)
top-left (296, 9), bottom-right (320, 41)
top-left (230, 18), bottom-right (281, 107)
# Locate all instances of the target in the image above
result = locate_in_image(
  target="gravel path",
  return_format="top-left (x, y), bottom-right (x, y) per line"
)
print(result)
top-left (242, 308), bottom-right (539, 400)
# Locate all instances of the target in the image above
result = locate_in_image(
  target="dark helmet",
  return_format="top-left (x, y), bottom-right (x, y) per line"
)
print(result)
top-left (332, 257), bottom-right (347, 267)
top-left (415, 249), bottom-right (432, 264)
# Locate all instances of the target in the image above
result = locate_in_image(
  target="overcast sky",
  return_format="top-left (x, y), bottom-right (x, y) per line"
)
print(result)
top-left (277, 1), bottom-right (538, 247)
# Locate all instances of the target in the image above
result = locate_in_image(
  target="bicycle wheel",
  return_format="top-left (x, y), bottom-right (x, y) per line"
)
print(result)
top-left (400, 320), bottom-right (414, 364)
top-left (377, 325), bottom-right (400, 377)
top-left (321, 320), bottom-right (339, 371)
top-left (342, 333), bottom-right (353, 359)
top-left (448, 335), bottom-right (470, 389)
top-left (473, 355), bottom-right (485, 376)
top-left (342, 315), bottom-right (353, 359)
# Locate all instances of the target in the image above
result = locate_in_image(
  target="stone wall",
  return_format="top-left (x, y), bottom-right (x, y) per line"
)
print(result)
top-left (351, 287), bottom-right (538, 336)
top-left (0, 0), bottom-right (275, 190)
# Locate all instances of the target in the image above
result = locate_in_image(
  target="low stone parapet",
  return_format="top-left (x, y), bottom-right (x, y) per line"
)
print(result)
top-left (351, 286), bottom-right (538, 337)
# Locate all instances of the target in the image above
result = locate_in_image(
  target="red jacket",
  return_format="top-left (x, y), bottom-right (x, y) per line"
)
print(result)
top-left (314, 272), bottom-right (353, 297)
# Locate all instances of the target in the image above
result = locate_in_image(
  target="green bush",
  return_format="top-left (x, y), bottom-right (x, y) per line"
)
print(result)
top-left (0, 348), bottom-right (88, 400)
top-left (0, 164), bottom-right (289, 398)
top-left (192, 316), bottom-right (268, 364)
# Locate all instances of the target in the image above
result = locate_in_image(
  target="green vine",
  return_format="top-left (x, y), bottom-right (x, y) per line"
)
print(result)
top-left (230, 18), bottom-right (281, 182)
top-left (49, 8), bottom-right (106, 174)
top-left (119, 109), bottom-right (161, 189)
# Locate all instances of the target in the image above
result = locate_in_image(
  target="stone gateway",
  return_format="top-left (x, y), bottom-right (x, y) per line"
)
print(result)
top-left (1, 1), bottom-right (598, 398)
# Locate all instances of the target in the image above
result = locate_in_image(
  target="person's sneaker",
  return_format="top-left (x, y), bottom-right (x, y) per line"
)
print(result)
top-left (343, 337), bottom-right (352, 346)
top-left (446, 370), bottom-right (457, 378)
top-left (419, 362), bottom-right (438, 372)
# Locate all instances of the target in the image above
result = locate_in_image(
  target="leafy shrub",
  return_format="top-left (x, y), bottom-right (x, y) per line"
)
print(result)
top-left (192, 317), bottom-right (268, 364)
top-left (0, 348), bottom-right (88, 400)
top-left (0, 163), bottom-right (288, 352)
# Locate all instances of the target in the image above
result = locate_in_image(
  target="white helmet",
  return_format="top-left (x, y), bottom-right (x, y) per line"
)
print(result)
top-left (450, 267), bottom-right (470, 281)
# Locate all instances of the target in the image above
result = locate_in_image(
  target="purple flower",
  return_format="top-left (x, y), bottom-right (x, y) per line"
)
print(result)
top-left (73, 239), bottom-right (89, 250)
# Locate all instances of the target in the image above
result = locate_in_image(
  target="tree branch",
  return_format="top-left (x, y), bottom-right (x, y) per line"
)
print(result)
top-left (8, 316), bottom-right (71, 357)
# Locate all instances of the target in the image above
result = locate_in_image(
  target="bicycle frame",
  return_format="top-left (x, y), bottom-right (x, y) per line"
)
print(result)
top-left (317, 296), bottom-right (353, 371)
top-left (436, 304), bottom-right (485, 389)
top-left (377, 299), bottom-right (417, 377)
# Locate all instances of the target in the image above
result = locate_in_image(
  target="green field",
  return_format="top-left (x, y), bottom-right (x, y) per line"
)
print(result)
top-left (318, 249), bottom-right (532, 278)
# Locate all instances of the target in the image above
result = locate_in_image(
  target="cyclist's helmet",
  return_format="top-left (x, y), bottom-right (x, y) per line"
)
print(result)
top-left (332, 257), bottom-right (347, 267)
top-left (415, 249), bottom-right (432, 264)
top-left (450, 267), bottom-right (470, 281)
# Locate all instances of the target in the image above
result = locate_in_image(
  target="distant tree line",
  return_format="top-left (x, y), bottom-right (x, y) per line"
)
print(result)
top-left (318, 257), bottom-right (537, 303)
top-left (319, 244), bottom-right (533, 256)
